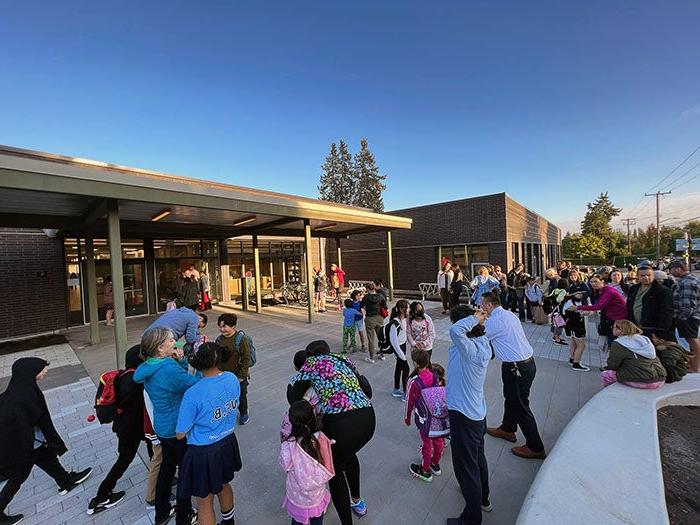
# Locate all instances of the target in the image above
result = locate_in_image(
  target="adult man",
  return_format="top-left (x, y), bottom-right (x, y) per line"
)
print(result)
top-left (438, 263), bottom-right (454, 314)
top-left (668, 260), bottom-right (700, 372)
top-left (481, 291), bottom-right (546, 459)
top-left (360, 282), bottom-right (386, 363)
top-left (626, 266), bottom-right (674, 340)
top-left (144, 306), bottom-right (207, 346)
top-left (216, 313), bottom-right (252, 425)
top-left (446, 305), bottom-right (493, 525)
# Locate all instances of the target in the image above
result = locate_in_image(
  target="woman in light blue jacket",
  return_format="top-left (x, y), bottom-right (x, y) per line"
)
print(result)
top-left (470, 266), bottom-right (500, 306)
top-left (134, 327), bottom-right (198, 525)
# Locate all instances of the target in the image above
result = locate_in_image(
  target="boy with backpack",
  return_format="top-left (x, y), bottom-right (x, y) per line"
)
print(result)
top-left (404, 349), bottom-right (449, 483)
top-left (216, 313), bottom-right (255, 425)
top-left (88, 345), bottom-right (145, 515)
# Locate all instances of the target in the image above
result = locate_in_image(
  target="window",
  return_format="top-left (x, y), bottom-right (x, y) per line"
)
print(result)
top-left (154, 240), bottom-right (202, 258)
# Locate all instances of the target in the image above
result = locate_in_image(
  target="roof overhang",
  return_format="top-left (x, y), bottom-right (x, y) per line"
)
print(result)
top-left (0, 145), bottom-right (412, 238)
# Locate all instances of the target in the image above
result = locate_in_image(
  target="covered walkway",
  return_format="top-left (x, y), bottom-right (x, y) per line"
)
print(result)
top-left (0, 145), bottom-right (411, 363)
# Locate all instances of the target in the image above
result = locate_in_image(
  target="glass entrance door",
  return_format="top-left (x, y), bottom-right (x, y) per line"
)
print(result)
top-left (89, 260), bottom-right (148, 320)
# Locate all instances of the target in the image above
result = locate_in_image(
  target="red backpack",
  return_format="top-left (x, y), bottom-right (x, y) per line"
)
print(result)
top-left (94, 368), bottom-right (134, 424)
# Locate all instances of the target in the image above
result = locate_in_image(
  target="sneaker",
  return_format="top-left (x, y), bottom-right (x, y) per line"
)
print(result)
top-left (378, 354), bottom-right (386, 361)
top-left (391, 389), bottom-right (403, 398)
top-left (350, 497), bottom-right (367, 517)
top-left (482, 499), bottom-right (493, 512)
top-left (58, 467), bottom-right (93, 495)
top-left (87, 491), bottom-right (125, 515)
top-left (188, 511), bottom-right (197, 524)
top-left (239, 413), bottom-right (250, 425)
top-left (364, 357), bottom-right (375, 364)
top-left (572, 363), bottom-right (590, 371)
top-left (0, 513), bottom-right (24, 525)
top-left (430, 463), bottom-right (441, 476)
top-left (155, 506), bottom-right (176, 525)
top-left (568, 358), bottom-right (574, 364)
top-left (554, 339), bottom-right (568, 345)
top-left (409, 463), bottom-right (432, 482)
top-left (145, 500), bottom-right (155, 509)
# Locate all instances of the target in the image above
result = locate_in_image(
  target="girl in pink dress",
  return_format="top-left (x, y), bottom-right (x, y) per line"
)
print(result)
top-left (279, 400), bottom-right (335, 525)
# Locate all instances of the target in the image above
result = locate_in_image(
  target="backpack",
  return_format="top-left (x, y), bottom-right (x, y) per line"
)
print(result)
top-left (235, 330), bottom-right (257, 367)
top-left (413, 372), bottom-right (450, 438)
top-left (94, 368), bottom-right (134, 424)
top-left (379, 319), bottom-right (400, 353)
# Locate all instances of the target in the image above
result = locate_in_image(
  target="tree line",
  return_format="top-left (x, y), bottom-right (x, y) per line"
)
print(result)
top-left (562, 192), bottom-right (700, 261)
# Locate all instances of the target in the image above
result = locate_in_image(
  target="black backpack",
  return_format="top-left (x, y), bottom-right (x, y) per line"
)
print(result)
top-left (379, 319), bottom-right (401, 354)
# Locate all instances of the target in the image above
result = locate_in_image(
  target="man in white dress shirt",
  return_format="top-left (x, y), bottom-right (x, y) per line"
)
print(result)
top-left (480, 291), bottom-right (546, 459)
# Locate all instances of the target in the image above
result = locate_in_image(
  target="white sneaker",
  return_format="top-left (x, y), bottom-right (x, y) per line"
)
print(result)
top-left (364, 357), bottom-right (375, 364)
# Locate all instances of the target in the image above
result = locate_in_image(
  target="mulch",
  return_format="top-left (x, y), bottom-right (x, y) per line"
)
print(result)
top-left (0, 334), bottom-right (69, 356)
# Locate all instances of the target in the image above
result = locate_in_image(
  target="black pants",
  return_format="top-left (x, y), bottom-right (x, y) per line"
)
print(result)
top-left (394, 351), bottom-right (409, 391)
top-left (322, 407), bottom-right (376, 525)
top-left (451, 285), bottom-right (463, 307)
top-left (0, 446), bottom-right (71, 514)
top-left (239, 379), bottom-right (249, 416)
top-left (440, 288), bottom-right (450, 312)
top-left (95, 435), bottom-right (141, 501)
top-left (500, 360), bottom-right (544, 452)
top-left (449, 411), bottom-right (489, 525)
top-left (157, 437), bottom-right (191, 524)
top-left (524, 298), bottom-right (534, 320)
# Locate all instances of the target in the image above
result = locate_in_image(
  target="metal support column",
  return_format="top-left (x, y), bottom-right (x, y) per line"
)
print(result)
top-left (107, 199), bottom-right (127, 367)
top-left (269, 242), bottom-right (274, 291)
top-left (387, 230), bottom-right (394, 302)
top-left (336, 237), bottom-right (342, 268)
top-left (253, 234), bottom-right (262, 313)
top-left (144, 239), bottom-right (157, 313)
top-left (219, 239), bottom-right (230, 304)
top-left (84, 236), bottom-right (100, 345)
top-left (303, 220), bottom-right (314, 323)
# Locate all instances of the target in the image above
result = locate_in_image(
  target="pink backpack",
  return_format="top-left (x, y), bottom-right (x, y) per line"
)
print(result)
top-left (413, 372), bottom-right (450, 438)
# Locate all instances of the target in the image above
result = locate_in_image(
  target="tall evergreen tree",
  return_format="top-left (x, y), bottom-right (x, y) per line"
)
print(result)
top-left (580, 192), bottom-right (621, 237)
top-left (351, 138), bottom-right (386, 212)
top-left (318, 143), bottom-right (343, 203)
top-left (337, 140), bottom-right (355, 204)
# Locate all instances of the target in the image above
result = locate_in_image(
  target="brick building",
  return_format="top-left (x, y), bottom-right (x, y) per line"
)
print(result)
top-left (339, 193), bottom-right (561, 291)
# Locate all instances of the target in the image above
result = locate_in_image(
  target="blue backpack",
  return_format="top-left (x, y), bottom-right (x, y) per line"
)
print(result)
top-left (234, 330), bottom-right (257, 367)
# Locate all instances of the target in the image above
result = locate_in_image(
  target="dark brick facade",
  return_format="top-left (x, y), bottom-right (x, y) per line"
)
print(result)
top-left (336, 193), bottom-right (560, 291)
top-left (0, 228), bottom-right (67, 339)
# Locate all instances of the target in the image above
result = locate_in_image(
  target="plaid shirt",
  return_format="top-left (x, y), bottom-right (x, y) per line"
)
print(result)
top-left (673, 272), bottom-right (700, 320)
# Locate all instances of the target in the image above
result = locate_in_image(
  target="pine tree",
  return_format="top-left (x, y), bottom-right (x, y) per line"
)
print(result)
top-left (337, 140), bottom-right (355, 204)
top-left (318, 143), bottom-right (343, 203)
top-left (351, 138), bottom-right (386, 212)
top-left (580, 192), bottom-right (621, 237)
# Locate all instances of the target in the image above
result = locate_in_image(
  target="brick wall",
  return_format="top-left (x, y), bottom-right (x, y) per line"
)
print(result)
top-left (0, 229), bottom-right (67, 339)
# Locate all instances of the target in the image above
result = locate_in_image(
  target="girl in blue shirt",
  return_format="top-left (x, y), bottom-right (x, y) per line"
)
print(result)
top-left (176, 343), bottom-right (242, 525)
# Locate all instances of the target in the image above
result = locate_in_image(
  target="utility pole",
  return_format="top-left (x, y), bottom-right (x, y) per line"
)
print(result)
top-left (644, 191), bottom-right (672, 260)
top-left (621, 218), bottom-right (636, 254)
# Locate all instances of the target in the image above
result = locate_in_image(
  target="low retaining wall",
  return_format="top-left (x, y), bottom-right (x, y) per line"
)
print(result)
top-left (517, 374), bottom-right (700, 525)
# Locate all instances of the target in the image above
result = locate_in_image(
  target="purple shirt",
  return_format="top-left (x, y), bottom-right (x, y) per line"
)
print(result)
top-left (577, 285), bottom-right (627, 320)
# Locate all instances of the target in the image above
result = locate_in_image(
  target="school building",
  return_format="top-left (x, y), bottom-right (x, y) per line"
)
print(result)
top-left (338, 193), bottom-right (561, 292)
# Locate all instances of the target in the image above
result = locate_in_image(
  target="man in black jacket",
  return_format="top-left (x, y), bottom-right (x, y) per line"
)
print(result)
top-left (626, 266), bottom-right (674, 341)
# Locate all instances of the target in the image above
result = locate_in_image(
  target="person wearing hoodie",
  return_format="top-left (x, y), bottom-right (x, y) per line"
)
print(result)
top-left (88, 345), bottom-right (145, 515)
top-left (601, 320), bottom-right (666, 389)
top-left (0, 358), bottom-right (93, 525)
top-left (134, 327), bottom-right (198, 525)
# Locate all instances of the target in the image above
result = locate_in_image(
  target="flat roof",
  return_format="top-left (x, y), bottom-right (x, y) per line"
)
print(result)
top-left (0, 145), bottom-right (411, 238)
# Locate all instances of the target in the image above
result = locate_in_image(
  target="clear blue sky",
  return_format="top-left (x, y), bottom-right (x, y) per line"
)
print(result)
top-left (2, 1), bottom-right (699, 232)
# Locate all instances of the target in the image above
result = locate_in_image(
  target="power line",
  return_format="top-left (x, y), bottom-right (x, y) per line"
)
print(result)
top-left (668, 169), bottom-right (700, 193)
top-left (644, 191), bottom-right (672, 259)
top-left (647, 143), bottom-right (700, 192)
top-left (659, 160), bottom-right (700, 192)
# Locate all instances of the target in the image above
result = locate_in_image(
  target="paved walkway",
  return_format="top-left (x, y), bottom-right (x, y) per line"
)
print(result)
top-left (2, 302), bottom-right (605, 524)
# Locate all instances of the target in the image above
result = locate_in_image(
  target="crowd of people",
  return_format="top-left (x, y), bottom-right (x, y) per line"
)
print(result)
top-left (0, 257), bottom-right (697, 525)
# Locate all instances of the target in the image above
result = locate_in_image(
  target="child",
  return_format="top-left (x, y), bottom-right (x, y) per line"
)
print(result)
top-left (404, 349), bottom-right (447, 483)
top-left (175, 343), bottom-right (242, 525)
top-left (280, 400), bottom-right (335, 525)
top-left (350, 290), bottom-right (367, 352)
top-left (548, 279), bottom-right (568, 345)
top-left (563, 293), bottom-right (589, 371)
top-left (524, 277), bottom-right (543, 322)
top-left (388, 300), bottom-right (410, 399)
top-left (407, 302), bottom-right (436, 358)
top-left (342, 299), bottom-right (363, 354)
top-left (281, 351), bottom-right (321, 442)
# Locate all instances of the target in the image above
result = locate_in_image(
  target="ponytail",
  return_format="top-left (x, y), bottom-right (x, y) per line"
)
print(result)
top-left (288, 400), bottom-right (321, 462)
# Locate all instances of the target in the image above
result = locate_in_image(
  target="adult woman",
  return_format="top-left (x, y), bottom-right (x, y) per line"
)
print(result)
top-left (330, 264), bottom-right (346, 305)
top-left (0, 358), bottom-right (93, 525)
top-left (181, 274), bottom-right (200, 311)
top-left (316, 271), bottom-right (328, 313)
top-left (288, 341), bottom-right (375, 525)
top-left (450, 264), bottom-right (465, 307)
top-left (407, 301), bottom-right (436, 358)
top-left (470, 266), bottom-right (500, 307)
top-left (567, 269), bottom-right (590, 301)
top-left (437, 264), bottom-right (454, 314)
top-left (134, 327), bottom-right (198, 525)
top-left (624, 270), bottom-right (637, 287)
top-left (493, 265), bottom-right (509, 306)
top-left (568, 274), bottom-right (627, 345)
top-left (601, 320), bottom-right (666, 388)
top-left (104, 276), bottom-right (114, 326)
top-left (608, 270), bottom-right (628, 297)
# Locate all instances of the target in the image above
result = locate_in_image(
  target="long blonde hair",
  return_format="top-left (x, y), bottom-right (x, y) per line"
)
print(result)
top-left (613, 319), bottom-right (642, 337)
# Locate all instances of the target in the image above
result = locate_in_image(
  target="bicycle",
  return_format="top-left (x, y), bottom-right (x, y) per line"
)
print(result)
top-left (279, 281), bottom-right (309, 307)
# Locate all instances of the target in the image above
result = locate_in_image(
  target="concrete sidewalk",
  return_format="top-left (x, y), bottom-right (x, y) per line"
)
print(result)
top-left (2, 301), bottom-right (604, 524)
